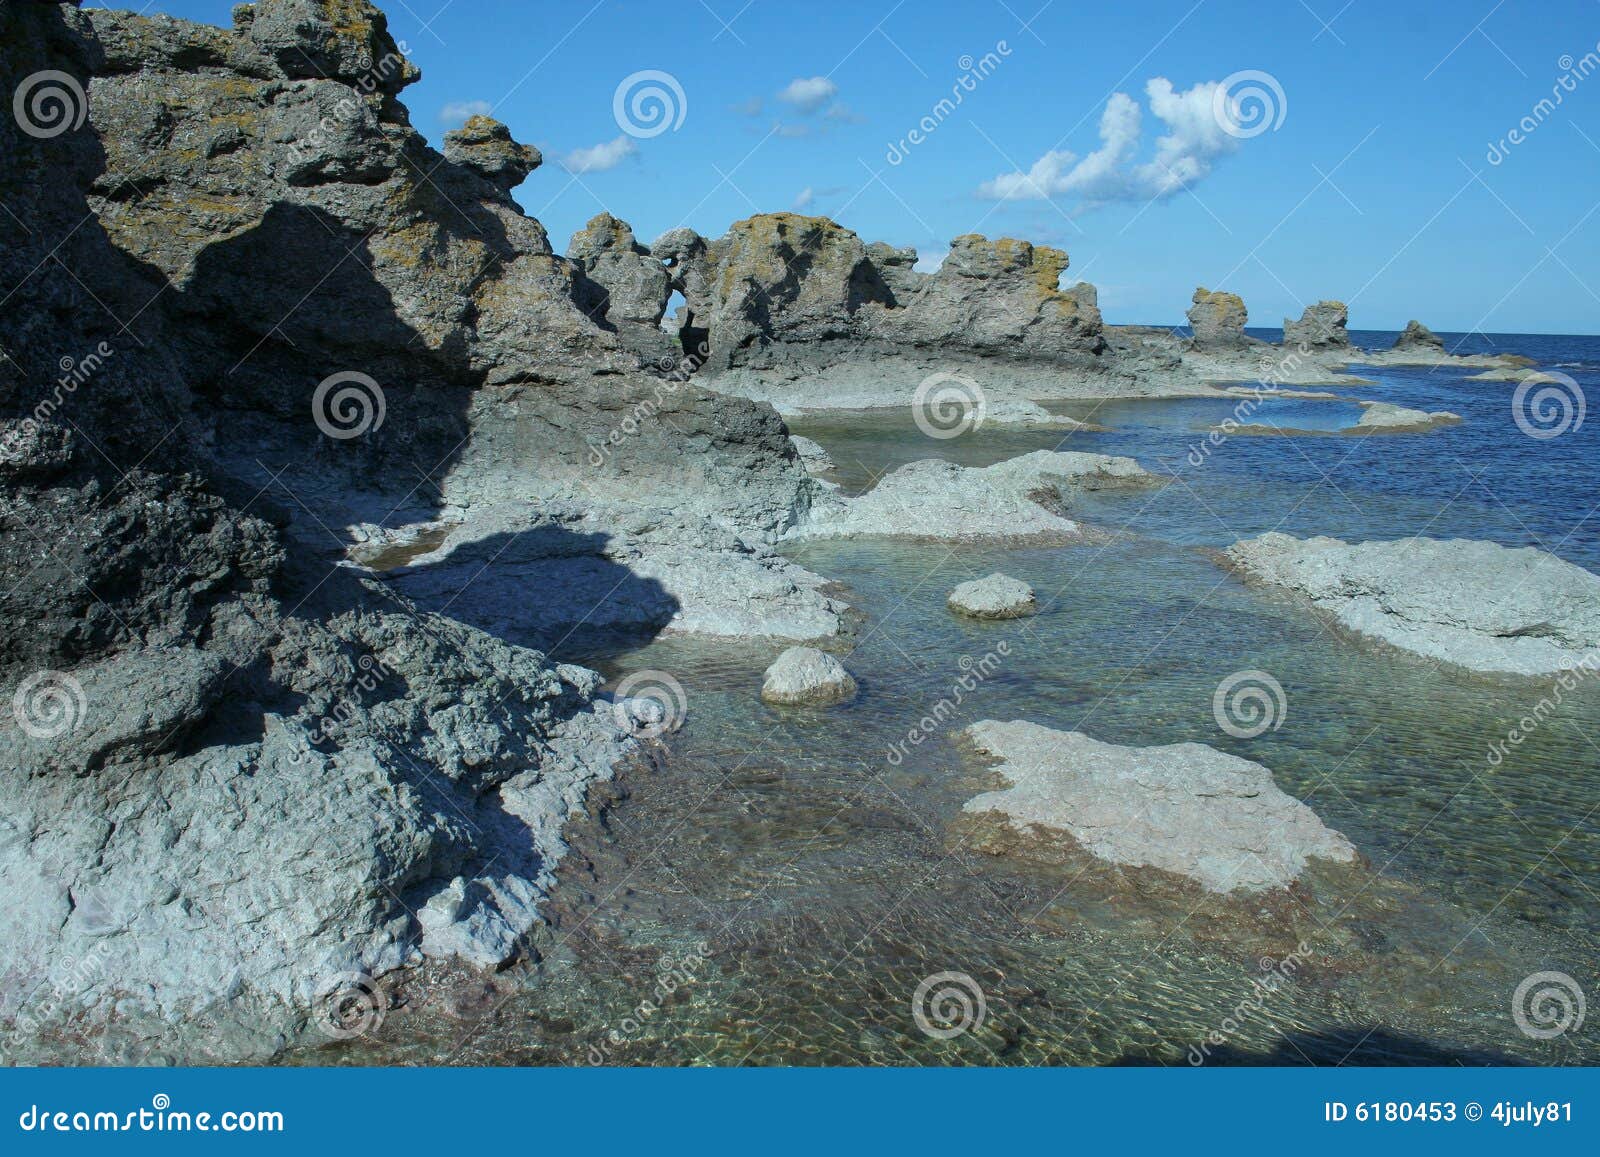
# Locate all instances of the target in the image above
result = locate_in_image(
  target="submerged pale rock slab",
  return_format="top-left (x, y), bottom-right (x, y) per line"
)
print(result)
top-left (1351, 401), bottom-right (1461, 433)
top-left (1225, 532), bottom-right (1600, 676)
top-left (790, 450), bottom-right (1160, 542)
top-left (948, 574), bottom-right (1037, 619)
top-left (761, 646), bottom-right (858, 706)
top-left (962, 720), bottom-right (1357, 892)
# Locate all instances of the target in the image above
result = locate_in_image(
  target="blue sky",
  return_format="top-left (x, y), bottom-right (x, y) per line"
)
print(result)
top-left (92, 1), bottom-right (1600, 333)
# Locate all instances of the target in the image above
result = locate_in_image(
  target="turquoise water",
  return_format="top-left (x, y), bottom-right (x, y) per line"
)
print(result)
top-left (349, 335), bottom-right (1600, 1066)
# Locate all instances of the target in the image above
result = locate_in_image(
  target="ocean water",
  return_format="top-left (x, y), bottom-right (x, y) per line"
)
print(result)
top-left (351, 333), bottom-right (1600, 1067)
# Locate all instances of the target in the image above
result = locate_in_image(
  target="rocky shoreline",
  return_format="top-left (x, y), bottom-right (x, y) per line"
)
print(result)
top-left (1, 0), bottom-right (1592, 1065)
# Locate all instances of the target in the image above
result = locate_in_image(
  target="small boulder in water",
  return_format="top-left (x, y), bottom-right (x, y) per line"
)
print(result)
top-left (948, 573), bottom-right (1037, 620)
top-left (761, 646), bottom-right (858, 706)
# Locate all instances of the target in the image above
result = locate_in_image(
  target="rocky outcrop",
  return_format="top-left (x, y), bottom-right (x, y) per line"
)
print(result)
top-left (0, 0), bottom-right (826, 1059)
top-left (791, 450), bottom-right (1160, 542)
top-left (1351, 401), bottom-right (1460, 433)
top-left (1393, 320), bottom-right (1444, 352)
top-left (1225, 533), bottom-right (1600, 676)
top-left (1187, 288), bottom-right (1250, 349)
top-left (761, 646), bottom-right (858, 706)
top-left (1284, 300), bottom-right (1350, 350)
top-left (567, 212), bottom-right (673, 360)
top-left (663, 216), bottom-right (1104, 372)
top-left (961, 721), bottom-right (1357, 892)
top-left (948, 574), bottom-right (1037, 620)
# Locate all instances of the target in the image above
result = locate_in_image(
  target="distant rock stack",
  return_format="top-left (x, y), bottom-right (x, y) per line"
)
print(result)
top-left (1393, 319), bottom-right (1445, 351)
top-left (567, 212), bottom-right (674, 361)
top-left (1186, 287), bottom-right (1250, 349)
top-left (1284, 300), bottom-right (1350, 349)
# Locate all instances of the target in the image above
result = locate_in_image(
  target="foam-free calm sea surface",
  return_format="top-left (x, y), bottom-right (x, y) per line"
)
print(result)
top-left (353, 333), bottom-right (1600, 1067)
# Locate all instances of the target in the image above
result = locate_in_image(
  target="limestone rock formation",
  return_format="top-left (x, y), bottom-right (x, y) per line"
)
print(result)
top-left (962, 721), bottom-right (1358, 892)
top-left (1225, 533), bottom-right (1600, 675)
top-left (1284, 300), bottom-right (1350, 349)
top-left (948, 574), bottom-right (1037, 620)
top-left (791, 450), bottom-right (1160, 542)
top-left (761, 646), bottom-right (858, 706)
top-left (1186, 288), bottom-right (1250, 349)
top-left (0, 0), bottom-right (827, 1060)
top-left (1393, 320), bottom-right (1445, 351)
top-left (567, 212), bottom-right (673, 360)
top-left (1351, 401), bottom-right (1461, 433)
top-left (443, 114), bottom-right (541, 191)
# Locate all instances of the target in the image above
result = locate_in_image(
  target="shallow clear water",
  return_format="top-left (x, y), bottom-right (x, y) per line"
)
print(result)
top-left (348, 334), bottom-right (1600, 1067)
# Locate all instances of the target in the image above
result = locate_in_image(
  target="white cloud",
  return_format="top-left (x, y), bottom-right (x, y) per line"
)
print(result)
top-left (731, 96), bottom-right (764, 117)
top-left (793, 186), bottom-right (816, 211)
top-left (559, 136), bottom-right (639, 174)
top-left (977, 78), bottom-right (1242, 208)
top-left (439, 100), bottom-right (492, 127)
top-left (778, 76), bottom-right (838, 113)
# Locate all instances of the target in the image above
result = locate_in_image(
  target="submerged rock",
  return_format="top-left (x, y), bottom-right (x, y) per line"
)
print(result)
top-left (948, 574), bottom-right (1037, 620)
top-left (791, 450), bottom-right (1160, 542)
top-left (961, 721), bottom-right (1357, 892)
top-left (761, 646), bottom-right (858, 706)
top-left (1351, 401), bottom-right (1461, 433)
top-left (1225, 532), bottom-right (1600, 676)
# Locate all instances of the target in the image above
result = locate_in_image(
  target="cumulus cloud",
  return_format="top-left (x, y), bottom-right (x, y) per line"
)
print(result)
top-left (777, 76), bottom-right (838, 113)
top-left (978, 78), bottom-right (1243, 208)
top-left (559, 136), bottom-right (638, 174)
top-left (439, 100), bottom-right (492, 127)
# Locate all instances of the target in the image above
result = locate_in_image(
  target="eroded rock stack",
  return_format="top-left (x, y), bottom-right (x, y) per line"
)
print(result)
top-left (1284, 300), bottom-right (1350, 350)
top-left (1186, 287), bottom-right (1251, 349)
